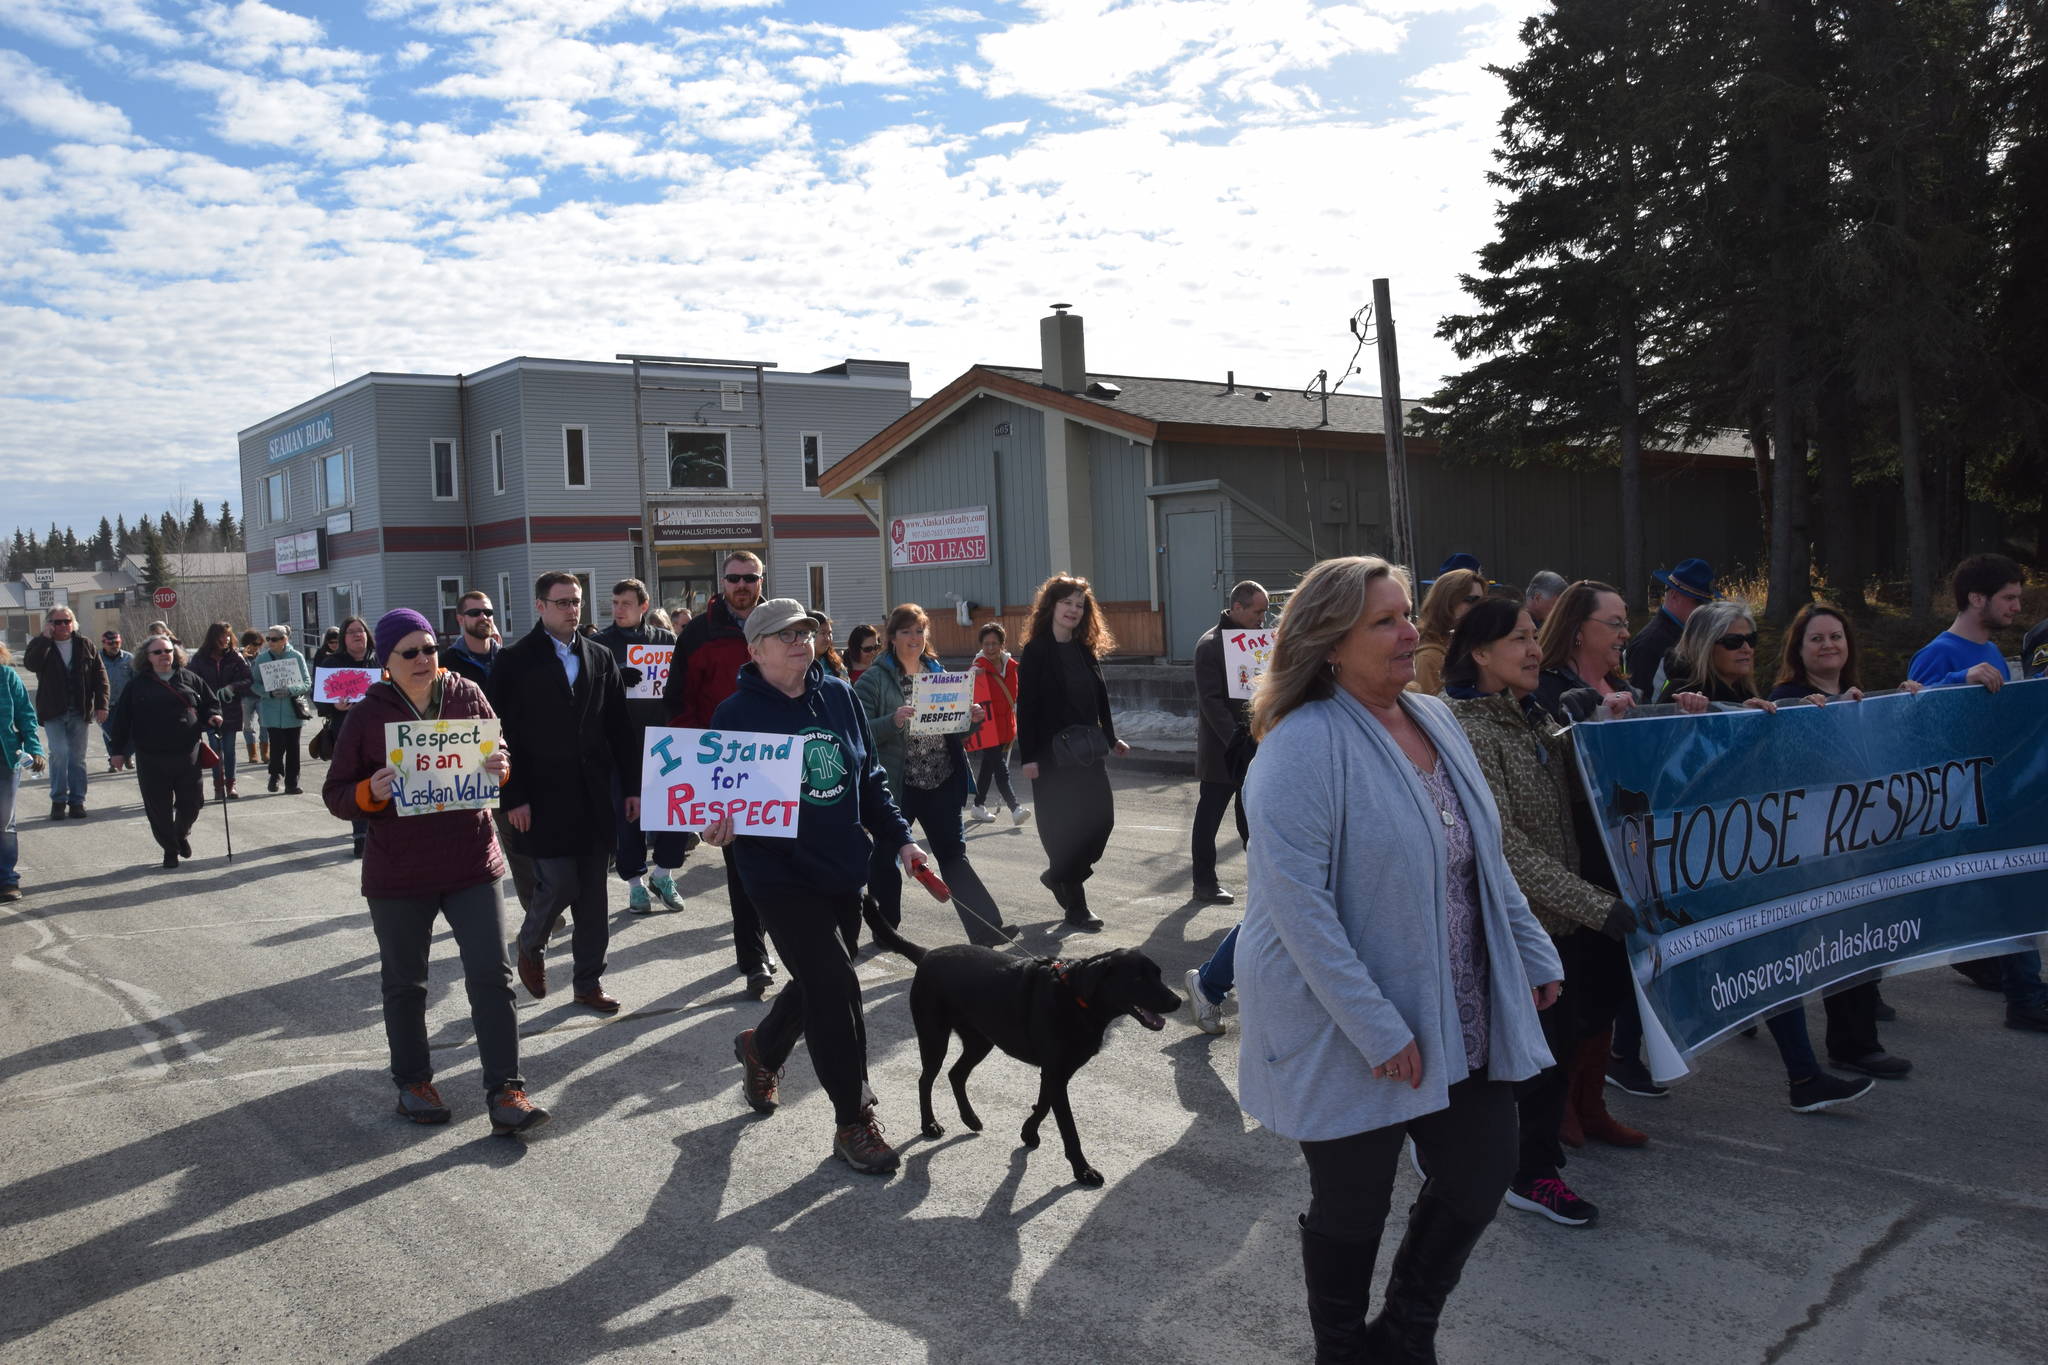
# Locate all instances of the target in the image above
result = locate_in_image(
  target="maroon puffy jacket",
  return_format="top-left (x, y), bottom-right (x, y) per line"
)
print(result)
top-left (322, 672), bottom-right (506, 900)
top-left (662, 595), bottom-right (752, 728)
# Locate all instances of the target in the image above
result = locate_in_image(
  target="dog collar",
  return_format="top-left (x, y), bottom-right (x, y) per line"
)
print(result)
top-left (1048, 959), bottom-right (1089, 1008)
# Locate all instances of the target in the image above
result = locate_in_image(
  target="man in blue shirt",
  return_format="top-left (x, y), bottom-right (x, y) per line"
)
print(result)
top-left (1909, 553), bottom-right (2044, 1032)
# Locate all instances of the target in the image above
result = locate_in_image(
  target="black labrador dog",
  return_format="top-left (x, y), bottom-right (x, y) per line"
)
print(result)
top-left (865, 916), bottom-right (1182, 1186)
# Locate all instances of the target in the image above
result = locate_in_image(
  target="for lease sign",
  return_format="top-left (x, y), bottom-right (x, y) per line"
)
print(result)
top-left (889, 506), bottom-right (990, 569)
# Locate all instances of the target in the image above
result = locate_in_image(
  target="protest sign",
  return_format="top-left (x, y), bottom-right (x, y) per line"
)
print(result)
top-left (625, 642), bottom-right (673, 700)
top-left (1572, 681), bottom-right (2048, 1079)
top-left (640, 727), bottom-right (803, 838)
top-left (258, 658), bottom-right (301, 694)
top-left (314, 667), bottom-right (379, 706)
top-left (384, 718), bottom-right (502, 815)
top-left (1224, 629), bottom-right (1273, 700)
top-left (911, 671), bottom-right (974, 734)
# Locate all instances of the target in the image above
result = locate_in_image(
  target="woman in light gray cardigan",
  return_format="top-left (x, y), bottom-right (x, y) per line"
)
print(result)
top-left (1237, 555), bottom-right (1564, 1365)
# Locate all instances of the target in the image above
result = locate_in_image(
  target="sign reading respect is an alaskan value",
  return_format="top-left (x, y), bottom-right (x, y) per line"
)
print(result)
top-left (640, 727), bottom-right (803, 838)
top-left (385, 718), bottom-right (503, 815)
top-left (889, 507), bottom-right (989, 568)
top-left (1572, 681), bottom-right (2048, 1078)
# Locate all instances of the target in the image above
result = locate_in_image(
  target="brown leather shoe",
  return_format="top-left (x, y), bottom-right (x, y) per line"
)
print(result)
top-left (573, 987), bottom-right (620, 1014)
top-left (516, 943), bottom-right (546, 999)
top-left (734, 1029), bottom-right (780, 1113)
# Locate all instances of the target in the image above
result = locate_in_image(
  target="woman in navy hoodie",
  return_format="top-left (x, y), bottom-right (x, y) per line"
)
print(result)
top-left (702, 599), bottom-right (927, 1177)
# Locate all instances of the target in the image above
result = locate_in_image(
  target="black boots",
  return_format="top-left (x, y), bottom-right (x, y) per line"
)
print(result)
top-left (1299, 1214), bottom-right (1376, 1364)
top-left (1043, 871), bottom-right (1103, 929)
top-left (1363, 1195), bottom-right (1495, 1364)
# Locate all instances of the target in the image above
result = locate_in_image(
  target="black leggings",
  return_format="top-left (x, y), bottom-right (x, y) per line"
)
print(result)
top-left (267, 725), bottom-right (302, 788)
top-left (1298, 1075), bottom-right (1516, 1243)
top-left (750, 886), bottom-right (868, 1125)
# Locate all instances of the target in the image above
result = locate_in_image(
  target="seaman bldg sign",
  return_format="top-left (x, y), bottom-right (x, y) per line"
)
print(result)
top-left (268, 411), bottom-right (334, 463)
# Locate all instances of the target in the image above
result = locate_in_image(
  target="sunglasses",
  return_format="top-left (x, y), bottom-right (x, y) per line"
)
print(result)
top-left (725, 573), bottom-right (761, 585)
top-left (265, 636), bottom-right (286, 642)
top-left (1716, 632), bottom-right (1759, 651)
top-left (461, 607), bottom-right (495, 618)
top-left (395, 642), bottom-right (440, 660)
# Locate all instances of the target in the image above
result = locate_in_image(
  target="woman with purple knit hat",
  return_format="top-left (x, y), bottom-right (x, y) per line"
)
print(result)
top-left (322, 608), bottom-right (548, 1135)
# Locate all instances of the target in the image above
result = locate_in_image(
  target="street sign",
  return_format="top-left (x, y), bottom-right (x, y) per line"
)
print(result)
top-left (152, 587), bottom-right (178, 609)
top-left (33, 568), bottom-right (54, 587)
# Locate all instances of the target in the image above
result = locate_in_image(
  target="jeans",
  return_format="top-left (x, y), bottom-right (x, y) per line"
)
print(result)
top-left (749, 885), bottom-right (868, 1125)
top-left (520, 847), bottom-right (612, 993)
top-left (267, 725), bottom-right (302, 789)
top-left (1998, 948), bottom-right (2047, 1010)
top-left (972, 745), bottom-right (1016, 809)
top-left (0, 766), bottom-right (20, 888)
top-left (1194, 924), bottom-right (1239, 1004)
top-left (1298, 1073), bottom-right (1517, 1238)
top-left (43, 712), bottom-right (89, 806)
top-left (208, 725), bottom-right (237, 786)
top-left (1191, 778), bottom-right (1249, 890)
top-left (870, 778), bottom-right (1009, 945)
top-left (368, 880), bottom-right (523, 1095)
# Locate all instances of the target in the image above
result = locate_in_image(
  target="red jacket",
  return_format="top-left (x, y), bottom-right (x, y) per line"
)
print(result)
top-left (663, 595), bottom-right (753, 728)
top-left (322, 672), bottom-right (506, 900)
top-left (967, 651), bottom-right (1019, 752)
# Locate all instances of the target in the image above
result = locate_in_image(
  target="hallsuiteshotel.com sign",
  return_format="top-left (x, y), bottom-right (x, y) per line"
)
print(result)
top-left (1572, 681), bottom-right (2048, 1075)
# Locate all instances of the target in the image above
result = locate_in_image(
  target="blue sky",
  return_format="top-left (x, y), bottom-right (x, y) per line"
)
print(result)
top-left (0, 0), bottom-right (1536, 542)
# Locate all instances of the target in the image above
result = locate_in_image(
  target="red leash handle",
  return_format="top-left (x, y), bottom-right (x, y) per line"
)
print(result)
top-left (912, 862), bottom-right (952, 903)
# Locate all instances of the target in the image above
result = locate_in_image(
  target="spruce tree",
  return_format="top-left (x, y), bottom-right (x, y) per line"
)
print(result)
top-left (157, 510), bottom-right (181, 554)
top-left (141, 528), bottom-right (173, 591)
top-left (217, 501), bottom-right (239, 551)
top-left (186, 498), bottom-right (211, 552)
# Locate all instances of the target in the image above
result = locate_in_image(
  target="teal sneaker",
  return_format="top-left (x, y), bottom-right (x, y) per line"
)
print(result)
top-left (650, 873), bottom-right (685, 912)
top-left (628, 882), bottom-right (653, 914)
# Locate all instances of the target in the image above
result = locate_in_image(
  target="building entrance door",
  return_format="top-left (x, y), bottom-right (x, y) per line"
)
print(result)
top-left (1164, 509), bottom-right (1221, 663)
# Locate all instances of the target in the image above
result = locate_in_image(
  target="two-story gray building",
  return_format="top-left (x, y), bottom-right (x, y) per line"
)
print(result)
top-left (238, 354), bottom-right (911, 642)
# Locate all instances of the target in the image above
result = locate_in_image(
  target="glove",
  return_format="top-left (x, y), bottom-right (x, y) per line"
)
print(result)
top-left (618, 666), bottom-right (643, 688)
top-left (1600, 900), bottom-right (1637, 942)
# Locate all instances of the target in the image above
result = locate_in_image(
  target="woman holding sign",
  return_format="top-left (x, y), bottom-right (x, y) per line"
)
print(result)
top-left (700, 599), bottom-right (927, 1176)
top-left (1017, 575), bottom-right (1128, 930)
top-left (314, 616), bottom-right (380, 857)
top-left (853, 604), bottom-right (1018, 946)
top-left (1236, 555), bottom-right (1563, 1363)
top-left (321, 609), bottom-right (544, 1135)
top-left (254, 625), bottom-right (312, 795)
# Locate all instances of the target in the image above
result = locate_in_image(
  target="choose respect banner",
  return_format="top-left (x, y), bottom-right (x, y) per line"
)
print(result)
top-left (1572, 681), bottom-right (2048, 1077)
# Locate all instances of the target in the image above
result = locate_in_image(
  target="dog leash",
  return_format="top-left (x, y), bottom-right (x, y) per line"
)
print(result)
top-left (901, 854), bottom-right (1065, 968)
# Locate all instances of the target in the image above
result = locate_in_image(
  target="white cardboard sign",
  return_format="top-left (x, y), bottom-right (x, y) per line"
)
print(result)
top-left (911, 671), bottom-right (974, 734)
top-left (625, 642), bottom-right (673, 700)
top-left (258, 658), bottom-right (302, 694)
top-left (384, 718), bottom-right (502, 816)
top-left (640, 726), bottom-right (802, 838)
top-left (1224, 629), bottom-right (1274, 700)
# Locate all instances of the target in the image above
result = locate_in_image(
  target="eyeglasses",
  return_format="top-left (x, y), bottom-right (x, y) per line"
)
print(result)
top-left (1716, 632), bottom-right (1759, 651)
top-left (461, 607), bottom-right (495, 618)
top-left (770, 628), bottom-right (816, 645)
top-left (725, 573), bottom-right (761, 585)
top-left (1589, 617), bottom-right (1629, 631)
top-left (543, 597), bottom-right (583, 608)
top-left (395, 642), bottom-right (440, 660)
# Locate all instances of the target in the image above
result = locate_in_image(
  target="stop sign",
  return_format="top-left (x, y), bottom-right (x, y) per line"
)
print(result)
top-left (152, 587), bottom-right (178, 609)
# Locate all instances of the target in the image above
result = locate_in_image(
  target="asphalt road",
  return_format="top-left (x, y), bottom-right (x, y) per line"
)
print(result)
top-left (2, 740), bottom-right (2045, 1364)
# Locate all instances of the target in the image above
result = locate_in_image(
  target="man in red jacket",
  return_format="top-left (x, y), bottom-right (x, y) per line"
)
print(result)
top-left (662, 549), bottom-right (776, 996)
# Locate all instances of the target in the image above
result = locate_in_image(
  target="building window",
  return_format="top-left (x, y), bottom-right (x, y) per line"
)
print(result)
top-left (263, 471), bottom-right (287, 525)
top-left (319, 447), bottom-right (351, 509)
top-left (801, 431), bottom-right (823, 489)
top-left (667, 430), bottom-right (729, 489)
top-left (330, 584), bottom-right (354, 629)
top-left (491, 430), bottom-right (505, 495)
top-left (720, 380), bottom-right (742, 412)
top-left (807, 563), bottom-right (829, 614)
top-left (497, 572), bottom-right (513, 635)
top-left (268, 591), bottom-right (290, 628)
top-left (301, 590), bottom-right (321, 637)
top-left (563, 425), bottom-right (589, 489)
top-left (430, 437), bottom-right (458, 501)
top-left (437, 576), bottom-right (464, 637)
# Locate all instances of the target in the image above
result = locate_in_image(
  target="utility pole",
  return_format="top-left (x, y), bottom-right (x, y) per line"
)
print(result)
top-left (1372, 278), bottom-right (1417, 579)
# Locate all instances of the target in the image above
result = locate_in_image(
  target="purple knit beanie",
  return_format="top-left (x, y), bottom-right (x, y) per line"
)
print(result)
top-left (375, 608), bottom-right (438, 663)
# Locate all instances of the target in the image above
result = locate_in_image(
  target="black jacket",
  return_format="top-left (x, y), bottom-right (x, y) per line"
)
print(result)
top-left (1531, 664), bottom-right (1636, 725)
top-left (595, 619), bottom-right (677, 733)
top-left (442, 638), bottom-right (500, 692)
top-left (106, 668), bottom-right (219, 759)
top-left (1015, 633), bottom-right (1116, 768)
top-left (1623, 608), bottom-right (1683, 697)
top-left (188, 647), bottom-right (255, 731)
top-left (23, 635), bottom-right (109, 721)
top-left (1192, 611), bottom-right (1254, 785)
top-left (487, 624), bottom-right (639, 858)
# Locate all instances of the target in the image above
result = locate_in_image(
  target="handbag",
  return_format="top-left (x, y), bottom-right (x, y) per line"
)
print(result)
top-left (292, 695), bottom-right (315, 722)
top-left (1051, 722), bottom-right (1111, 768)
top-left (308, 717), bottom-right (340, 761)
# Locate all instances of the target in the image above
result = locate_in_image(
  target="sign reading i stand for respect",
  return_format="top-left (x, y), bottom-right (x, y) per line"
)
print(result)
top-left (1224, 629), bottom-right (1274, 700)
top-left (385, 718), bottom-right (502, 815)
top-left (911, 671), bottom-right (974, 733)
top-left (640, 727), bottom-right (803, 838)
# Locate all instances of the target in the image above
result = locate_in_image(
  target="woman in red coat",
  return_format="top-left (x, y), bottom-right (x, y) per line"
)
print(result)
top-left (965, 623), bottom-right (1031, 826)
top-left (322, 608), bottom-right (548, 1136)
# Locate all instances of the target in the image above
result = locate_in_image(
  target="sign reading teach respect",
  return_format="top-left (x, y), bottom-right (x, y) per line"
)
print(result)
top-left (911, 671), bottom-right (974, 733)
top-left (385, 718), bottom-right (502, 815)
top-left (640, 727), bottom-right (803, 838)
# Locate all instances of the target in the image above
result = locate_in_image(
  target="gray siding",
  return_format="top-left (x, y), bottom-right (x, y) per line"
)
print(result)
top-left (519, 368), bottom-right (640, 516)
top-left (243, 384), bottom-right (391, 632)
top-left (877, 395), bottom-right (1051, 614)
top-left (465, 370), bottom-right (526, 523)
top-left (1085, 426), bottom-right (1148, 601)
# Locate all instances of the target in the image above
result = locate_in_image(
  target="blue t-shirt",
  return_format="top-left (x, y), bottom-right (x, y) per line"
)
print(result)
top-left (1906, 631), bottom-right (2009, 687)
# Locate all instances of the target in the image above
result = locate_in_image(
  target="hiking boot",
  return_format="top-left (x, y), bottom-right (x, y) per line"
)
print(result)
top-left (734, 1029), bottom-right (780, 1113)
top-left (628, 882), bottom-right (653, 914)
top-left (650, 872), bottom-right (685, 911)
top-left (395, 1081), bottom-right (451, 1124)
top-left (1604, 1052), bottom-right (1669, 1098)
top-left (488, 1087), bottom-right (551, 1135)
top-left (1788, 1071), bottom-right (1875, 1113)
top-left (1506, 1176), bottom-right (1598, 1226)
top-left (1184, 968), bottom-right (1225, 1035)
top-left (833, 1105), bottom-right (899, 1174)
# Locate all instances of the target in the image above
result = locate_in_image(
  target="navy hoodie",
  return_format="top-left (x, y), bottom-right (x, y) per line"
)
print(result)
top-left (709, 659), bottom-right (912, 896)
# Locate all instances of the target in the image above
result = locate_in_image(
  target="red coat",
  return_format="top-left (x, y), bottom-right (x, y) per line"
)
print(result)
top-left (322, 673), bottom-right (506, 900)
top-left (663, 595), bottom-right (752, 728)
top-left (966, 651), bottom-right (1019, 752)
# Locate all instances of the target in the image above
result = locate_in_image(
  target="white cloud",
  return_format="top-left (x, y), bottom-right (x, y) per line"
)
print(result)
top-left (158, 60), bottom-right (388, 161)
top-left (0, 0), bottom-right (183, 50)
top-left (779, 22), bottom-right (941, 88)
top-left (0, 50), bottom-right (136, 142)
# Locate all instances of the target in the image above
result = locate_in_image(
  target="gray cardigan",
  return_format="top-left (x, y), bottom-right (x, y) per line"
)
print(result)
top-left (1235, 687), bottom-right (1564, 1141)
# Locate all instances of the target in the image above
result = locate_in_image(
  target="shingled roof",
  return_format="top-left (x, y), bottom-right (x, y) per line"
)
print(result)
top-left (981, 364), bottom-right (1409, 435)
